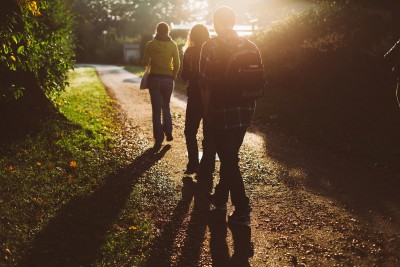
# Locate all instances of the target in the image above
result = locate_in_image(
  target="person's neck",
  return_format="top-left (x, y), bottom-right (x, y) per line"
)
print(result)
top-left (155, 33), bottom-right (171, 41)
top-left (217, 28), bottom-right (236, 39)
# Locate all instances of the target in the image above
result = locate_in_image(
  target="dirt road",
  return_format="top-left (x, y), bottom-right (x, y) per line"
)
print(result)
top-left (95, 65), bottom-right (400, 266)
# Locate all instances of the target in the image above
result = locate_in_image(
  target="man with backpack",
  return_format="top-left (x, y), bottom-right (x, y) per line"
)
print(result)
top-left (199, 6), bottom-right (265, 227)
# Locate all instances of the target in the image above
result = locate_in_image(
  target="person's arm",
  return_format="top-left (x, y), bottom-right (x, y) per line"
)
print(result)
top-left (142, 42), bottom-right (150, 67)
top-left (199, 42), bottom-right (213, 116)
top-left (181, 49), bottom-right (190, 82)
top-left (172, 43), bottom-right (180, 79)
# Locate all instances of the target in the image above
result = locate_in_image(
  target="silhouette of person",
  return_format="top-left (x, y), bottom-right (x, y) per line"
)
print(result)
top-left (199, 6), bottom-right (261, 226)
top-left (142, 22), bottom-right (180, 150)
top-left (181, 24), bottom-right (216, 179)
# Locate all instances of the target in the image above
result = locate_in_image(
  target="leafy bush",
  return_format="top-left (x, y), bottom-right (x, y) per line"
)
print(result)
top-left (0, 0), bottom-right (75, 102)
top-left (253, 1), bottom-right (395, 90)
top-left (251, 1), bottom-right (400, 162)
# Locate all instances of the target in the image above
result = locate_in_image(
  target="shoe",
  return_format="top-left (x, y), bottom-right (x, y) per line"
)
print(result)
top-left (208, 193), bottom-right (227, 211)
top-left (228, 208), bottom-right (252, 226)
top-left (166, 133), bottom-right (173, 141)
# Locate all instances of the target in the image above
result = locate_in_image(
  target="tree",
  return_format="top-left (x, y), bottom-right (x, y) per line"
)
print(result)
top-left (0, 0), bottom-right (75, 139)
top-left (66, 0), bottom-right (205, 63)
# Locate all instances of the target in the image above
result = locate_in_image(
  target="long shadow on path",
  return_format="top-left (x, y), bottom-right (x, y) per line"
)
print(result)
top-left (19, 146), bottom-right (170, 267)
top-left (258, 126), bottom-right (400, 226)
top-left (145, 176), bottom-right (197, 267)
top-left (146, 177), bottom-right (212, 267)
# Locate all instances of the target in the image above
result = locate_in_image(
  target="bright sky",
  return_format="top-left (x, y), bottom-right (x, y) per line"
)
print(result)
top-left (189, 0), bottom-right (314, 24)
top-left (210, 0), bottom-right (260, 11)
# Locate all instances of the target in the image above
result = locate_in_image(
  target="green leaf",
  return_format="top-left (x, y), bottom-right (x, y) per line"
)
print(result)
top-left (12, 35), bottom-right (18, 44)
top-left (3, 44), bottom-right (9, 54)
top-left (17, 46), bottom-right (25, 54)
top-left (13, 86), bottom-right (25, 100)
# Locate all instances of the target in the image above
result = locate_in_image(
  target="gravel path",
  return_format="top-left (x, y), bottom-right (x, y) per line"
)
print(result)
top-left (95, 65), bottom-right (400, 267)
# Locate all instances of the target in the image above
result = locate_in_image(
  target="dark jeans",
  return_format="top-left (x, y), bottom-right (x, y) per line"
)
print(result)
top-left (211, 127), bottom-right (250, 211)
top-left (184, 97), bottom-right (216, 175)
top-left (148, 75), bottom-right (174, 144)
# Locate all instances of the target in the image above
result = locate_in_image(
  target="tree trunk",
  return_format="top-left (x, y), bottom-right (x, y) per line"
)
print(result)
top-left (0, 71), bottom-right (58, 143)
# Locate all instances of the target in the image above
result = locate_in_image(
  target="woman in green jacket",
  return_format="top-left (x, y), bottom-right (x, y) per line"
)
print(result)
top-left (142, 22), bottom-right (180, 150)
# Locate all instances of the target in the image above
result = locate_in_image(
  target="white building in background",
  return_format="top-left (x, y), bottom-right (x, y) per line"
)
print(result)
top-left (123, 44), bottom-right (140, 64)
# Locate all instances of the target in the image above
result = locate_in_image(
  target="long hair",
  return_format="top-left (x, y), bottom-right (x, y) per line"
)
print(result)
top-left (183, 24), bottom-right (210, 52)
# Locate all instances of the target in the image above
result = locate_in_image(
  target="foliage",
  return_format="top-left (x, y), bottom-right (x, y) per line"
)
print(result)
top-left (251, 0), bottom-right (400, 159)
top-left (253, 1), bottom-right (396, 87)
top-left (0, 67), bottom-right (153, 266)
top-left (66, 0), bottom-right (202, 64)
top-left (0, 0), bottom-right (75, 101)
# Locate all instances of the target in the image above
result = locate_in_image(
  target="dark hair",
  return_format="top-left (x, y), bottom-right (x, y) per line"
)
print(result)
top-left (156, 22), bottom-right (170, 35)
top-left (213, 6), bottom-right (236, 27)
top-left (183, 24), bottom-right (210, 52)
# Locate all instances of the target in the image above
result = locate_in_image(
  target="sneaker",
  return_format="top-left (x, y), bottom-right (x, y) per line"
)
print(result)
top-left (228, 208), bottom-right (252, 226)
top-left (208, 193), bottom-right (227, 211)
top-left (166, 133), bottom-right (173, 141)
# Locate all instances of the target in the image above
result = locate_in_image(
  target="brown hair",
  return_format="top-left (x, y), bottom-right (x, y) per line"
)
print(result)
top-left (156, 22), bottom-right (170, 35)
top-left (213, 6), bottom-right (236, 27)
top-left (183, 24), bottom-right (210, 52)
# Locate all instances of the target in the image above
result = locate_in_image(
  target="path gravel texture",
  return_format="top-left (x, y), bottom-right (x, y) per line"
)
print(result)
top-left (95, 65), bottom-right (400, 267)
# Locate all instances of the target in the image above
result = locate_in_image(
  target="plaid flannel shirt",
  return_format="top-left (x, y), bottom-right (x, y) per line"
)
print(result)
top-left (198, 31), bottom-right (256, 130)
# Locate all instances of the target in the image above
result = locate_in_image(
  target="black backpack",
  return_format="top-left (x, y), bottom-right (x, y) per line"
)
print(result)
top-left (212, 37), bottom-right (266, 103)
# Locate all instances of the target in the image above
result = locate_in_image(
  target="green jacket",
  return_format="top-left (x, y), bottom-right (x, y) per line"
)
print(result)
top-left (142, 38), bottom-right (180, 79)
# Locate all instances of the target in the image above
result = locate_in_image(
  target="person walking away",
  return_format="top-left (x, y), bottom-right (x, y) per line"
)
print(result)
top-left (199, 6), bottom-right (261, 226)
top-left (142, 22), bottom-right (180, 150)
top-left (181, 24), bottom-right (216, 179)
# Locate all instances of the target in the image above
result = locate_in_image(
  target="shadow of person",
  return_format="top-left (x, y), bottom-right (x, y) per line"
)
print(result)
top-left (208, 209), bottom-right (230, 267)
top-left (145, 176), bottom-right (196, 266)
top-left (175, 177), bottom-right (211, 267)
top-left (228, 222), bottom-right (254, 267)
top-left (181, 176), bottom-right (196, 201)
top-left (147, 176), bottom-right (213, 267)
top-left (18, 146), bottom-right (170, 267)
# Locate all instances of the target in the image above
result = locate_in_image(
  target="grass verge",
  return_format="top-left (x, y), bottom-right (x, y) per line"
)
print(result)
top-left (0, 67), bottom-right (153, 266)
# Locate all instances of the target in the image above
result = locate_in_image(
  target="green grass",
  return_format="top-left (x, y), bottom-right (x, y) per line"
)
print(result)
top-left (0, 67), bottom-right (153, 266)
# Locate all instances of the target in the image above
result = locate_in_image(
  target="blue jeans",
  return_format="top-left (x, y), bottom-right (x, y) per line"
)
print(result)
top-left (148, 75), bottom-right (174, 144)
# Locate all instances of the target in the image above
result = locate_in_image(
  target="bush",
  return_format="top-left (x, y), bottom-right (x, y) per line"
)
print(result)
top-left (0, 0), bottom-right (75, 101)
top-left (0, 0), bottom-right (75, 139)
top-left (253, 2), bottom-right (395, 90)
top-left (251, 1), bottom-right (400, 163)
